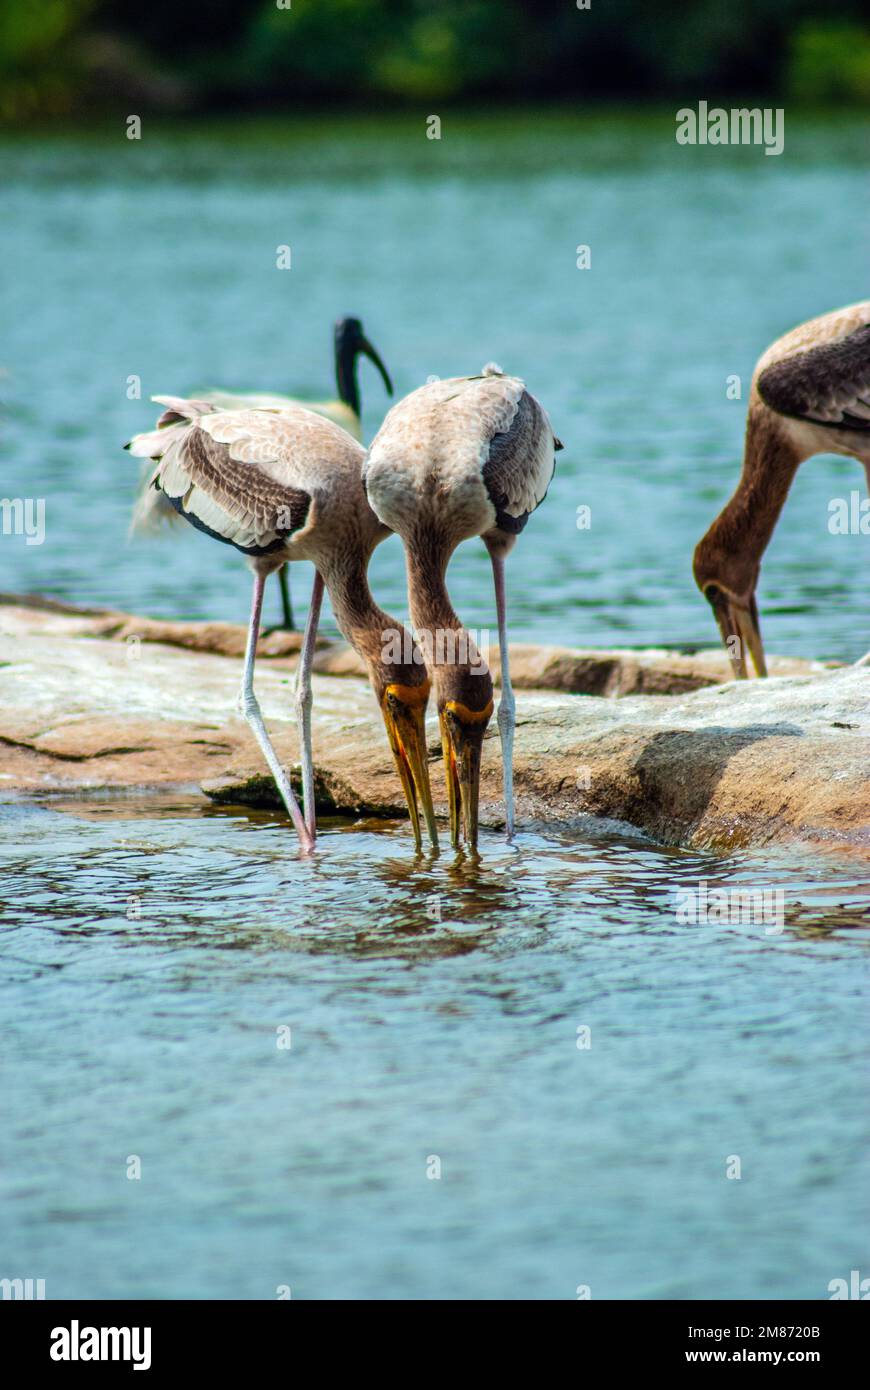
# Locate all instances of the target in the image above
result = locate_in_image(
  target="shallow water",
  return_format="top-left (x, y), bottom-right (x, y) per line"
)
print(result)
top-left (1, 794), bottom-right (867, 1299)
top-left (1, 110), bottom-right (868, 1299)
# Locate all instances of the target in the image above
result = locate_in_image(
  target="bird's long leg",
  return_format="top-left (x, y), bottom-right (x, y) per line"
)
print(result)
top-left (491, 552), bottom-right (516, 842)
top-left (278, 564), bottom-right (295, 630)
top-left (239, 569), bottom-right (313, 853)
top-left (295, 569), bottom-right (324, 840)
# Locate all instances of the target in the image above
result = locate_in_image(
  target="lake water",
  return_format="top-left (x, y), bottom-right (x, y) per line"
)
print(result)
top-left (1, 110), bottom-right (867, 656)
top-left (1, 794), bottom-right (868, 1300)
top-left (0, 111), bottom-right (867, 1300)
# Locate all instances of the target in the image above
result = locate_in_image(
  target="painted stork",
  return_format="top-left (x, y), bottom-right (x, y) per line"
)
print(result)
top-left (126, 398), bottom-right (437, 855)
top-left (364, 365), bottom-right (561, 848)
top-left (130, 318), bottom-right (393, 630)
top-left (694, 301), bottom-right (870, 677)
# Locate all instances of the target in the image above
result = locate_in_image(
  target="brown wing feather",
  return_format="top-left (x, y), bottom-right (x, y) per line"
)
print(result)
top-left (157, 422), bottom-right (311, 557)
top-left (757, 322), bottom-right (870, 431)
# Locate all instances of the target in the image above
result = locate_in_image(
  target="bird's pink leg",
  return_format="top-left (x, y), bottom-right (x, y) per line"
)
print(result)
top-left (491, 553), bottom-right (516, 841)
top-left (239, 569), bottom-right (313, 853)
top-left (295, 570), bottom-right (324, 840)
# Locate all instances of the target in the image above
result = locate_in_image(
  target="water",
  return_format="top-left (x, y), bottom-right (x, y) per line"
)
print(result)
top-left (0, 794), bottom-right (867, 1299)
top-left (0, 110), bottom-right (867, 657)
top-left (1, 111), bottom-right (868, 1299)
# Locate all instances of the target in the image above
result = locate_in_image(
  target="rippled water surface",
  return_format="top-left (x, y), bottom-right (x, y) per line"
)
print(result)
top-left (1, 111), bottom-right (868, 1299)
top-left (1, 795), bottom-right (867, 1299)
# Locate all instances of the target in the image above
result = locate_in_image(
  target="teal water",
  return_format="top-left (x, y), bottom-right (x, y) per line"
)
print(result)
top-left (0, 112), bottom-right (868, 1300)
top-left (0, 795), bottom-right (867, 1299)
top-left (0, 111), bottom-right (867, 655)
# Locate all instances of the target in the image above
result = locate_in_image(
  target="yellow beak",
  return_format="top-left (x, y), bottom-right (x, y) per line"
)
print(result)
top-left (439, 701), bottom-right (492, 850)
top-left (711, 592), bottom-right (768, 679)
top-left (381, 691), bottom-right (439, 851)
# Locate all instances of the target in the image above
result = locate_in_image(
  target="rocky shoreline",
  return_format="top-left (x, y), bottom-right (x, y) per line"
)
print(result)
top-left (1, 594), bottom-right (867, 855)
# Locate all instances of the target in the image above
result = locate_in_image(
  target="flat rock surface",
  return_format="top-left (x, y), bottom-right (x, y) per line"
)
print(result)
top-left (0, 596), bottom-right (867, 854)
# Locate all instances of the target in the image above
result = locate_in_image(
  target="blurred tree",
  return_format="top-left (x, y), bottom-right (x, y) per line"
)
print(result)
top-left (0, 0), bottom-right (96, 118)
top-left (2, 0), bottom-right (869, 119)
top-left (788, 20), bottom-right (870, 101)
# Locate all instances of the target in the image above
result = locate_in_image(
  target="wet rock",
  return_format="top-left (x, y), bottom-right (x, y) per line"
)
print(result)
top-left (0, 595), bottom-right (866, 854)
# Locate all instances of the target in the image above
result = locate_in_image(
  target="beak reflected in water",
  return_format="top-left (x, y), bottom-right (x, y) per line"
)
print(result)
top-left (439, 699), bottom-right (494, 850)
top-left (706, 586), bottom-right (768, 679)
top-left (382, 683), bottom-right (438, 851)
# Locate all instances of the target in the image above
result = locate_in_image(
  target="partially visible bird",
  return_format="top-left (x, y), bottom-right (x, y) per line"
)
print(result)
top-left (694, 301), bottom-right (870, 678)
top-left (127, 398), bottom-right (437, 856)
top-left (129, 317), bottom-right (393, 630)
top-left (364, 365), bottom-right (561, 848)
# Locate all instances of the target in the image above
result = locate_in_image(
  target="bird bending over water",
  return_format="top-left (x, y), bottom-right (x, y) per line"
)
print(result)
top-left (694, 300), bottom-right (870, 677)
top-left (364, 365), bottom-right (560, 848)
top-left (127, 398), bottom-right (437, 855)
top-left (129, 317), bottom-right (393, 630)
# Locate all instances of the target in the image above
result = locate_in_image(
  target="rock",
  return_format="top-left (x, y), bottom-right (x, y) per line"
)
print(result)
top-left (0, 592), bottom-right (325, 660)
top-left (0, 595), bottom-right (866, 854)
top-left (313, 637), bottom-right (833, 692)
top-left (491, 643), bottom-right (835, 695)
top-left (0, 593), bottom-right (833, 692)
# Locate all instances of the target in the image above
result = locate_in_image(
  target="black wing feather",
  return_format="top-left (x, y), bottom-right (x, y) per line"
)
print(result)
top-left (757, 322), bottom-right (870, 432)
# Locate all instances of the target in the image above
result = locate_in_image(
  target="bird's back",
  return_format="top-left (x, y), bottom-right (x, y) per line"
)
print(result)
top-left (365, 368), bottom-right (558, 545)
top-left (197, 389), bottom-right (363, 440)
top-left (752, 300), bottom-right (870, 449)
top-left (755, 300), bottom-right (870, 376)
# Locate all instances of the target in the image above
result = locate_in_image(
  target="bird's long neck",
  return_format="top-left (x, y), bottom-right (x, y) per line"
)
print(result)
top-left (708, 403), bottom-right (802, 570)
top-left (320, 552), bottom-right (402, 677)
top-left (334, 343), bottom-right (360, 416)
top-left (405, 529), bottom-right (463, 643)
top-left (405, 531), bottom-right (491, 703)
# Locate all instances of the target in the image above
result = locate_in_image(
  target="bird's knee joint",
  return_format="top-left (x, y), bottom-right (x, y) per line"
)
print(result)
top-left (239, 689), bottom-right (260, 721)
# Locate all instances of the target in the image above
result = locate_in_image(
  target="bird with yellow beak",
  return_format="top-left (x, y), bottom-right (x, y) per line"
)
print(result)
top-left (127, 396), bottom-right (438, 853)
top-left (363, 366), bottom-right (560, 847)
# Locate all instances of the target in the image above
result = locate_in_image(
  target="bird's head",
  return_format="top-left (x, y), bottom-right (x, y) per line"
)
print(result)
top-left (693, 538), bottom-right (767, 679)
top-left (334, 317), bottom-right (393, 416)
top-left (370, 643), bottom-right (438, 851)
top-left (435, 662), bottom-right (494, 851)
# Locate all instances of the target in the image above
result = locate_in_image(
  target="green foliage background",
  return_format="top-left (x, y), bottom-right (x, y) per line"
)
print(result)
top-left (1, 0), bottom-right (869, 120)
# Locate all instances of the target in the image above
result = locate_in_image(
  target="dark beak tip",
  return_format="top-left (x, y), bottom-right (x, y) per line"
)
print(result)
top-left (359, 336), bottom-right (393, 396)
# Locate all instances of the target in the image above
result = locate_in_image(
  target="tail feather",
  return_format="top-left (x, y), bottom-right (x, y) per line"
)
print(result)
top-left (127, 463), bottom-right (184, 536)
top-left (126, 396), bottom-right (218, 536)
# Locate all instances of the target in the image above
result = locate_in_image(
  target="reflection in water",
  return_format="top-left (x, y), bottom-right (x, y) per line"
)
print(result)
top-left (1, 793), bottom-right (867, 1299)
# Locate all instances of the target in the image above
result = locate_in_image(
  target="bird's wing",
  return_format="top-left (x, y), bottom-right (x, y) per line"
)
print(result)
top-left (197, 390), bottom-right (363, 440)
top-left (128, 464), bottom-right (186, 535)
top-left (126, 399), bottom-right (215, 460)
top-left (126, 400), bottom-right (217, 536)
top-left (130, 400), bottom-right (315, 556)
top-left (479, 376), bottom-right (559, 534)
top-left (757, 321), bottom-right (870, 431)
